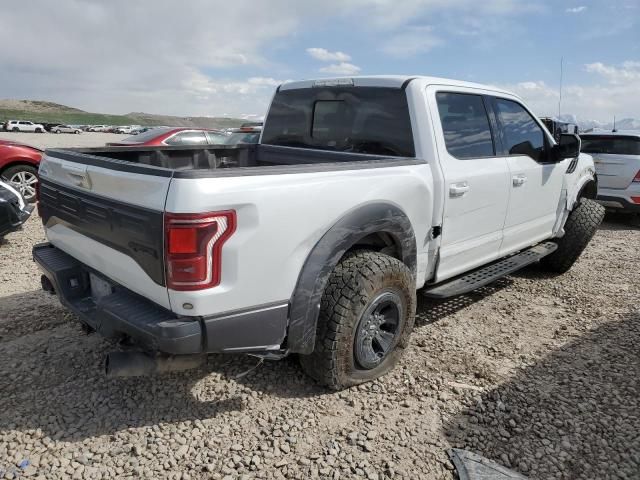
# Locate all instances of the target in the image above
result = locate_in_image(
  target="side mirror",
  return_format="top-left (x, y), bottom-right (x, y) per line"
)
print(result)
top-left (551, 133), bottom-right (580, 162)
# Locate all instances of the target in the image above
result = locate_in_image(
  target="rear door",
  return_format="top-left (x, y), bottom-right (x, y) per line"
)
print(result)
top-left (490, 97), bottom-right (567, 254)
top-left (581, 135), bottom-right (640, 189)
top-left (38, 151), bottom-right (173, 308)
top-left (428, 88), bottom-right (510, 281)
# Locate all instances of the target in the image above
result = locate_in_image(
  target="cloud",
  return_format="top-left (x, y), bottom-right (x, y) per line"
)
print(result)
top-left (319, 62), bottom-right (362, 75)
top-left (584, 61), bottom-right (640, 84)
top-left (382, 26), bottom-right (443, 57)
top-left (306, 48), bottom-right (352, 62)
top-left (344, 0), bottom-right (537, 30)
top-left (500, 61), bottom-right (640, 122)
top-left (0, 0), bottom-right (317, 117)
top-left (566, 6), bottom-right (587, 13)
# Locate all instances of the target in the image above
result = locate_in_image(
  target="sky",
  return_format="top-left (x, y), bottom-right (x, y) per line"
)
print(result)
top-left (0, 0), bottom-right (638, 122)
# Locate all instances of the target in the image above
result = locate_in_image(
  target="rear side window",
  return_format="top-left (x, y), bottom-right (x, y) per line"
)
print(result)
top-left (205, 132), bottom-right (228, 144)
top-left (436, 92), bottom-right (495, 159)
top-left (494, 98), bottom-right (546, 162)
top-left (165, 131), bottom-right (207, 146)
top-left (581, 136), bottom-right (640, 155)
top-left (262, 87), bottom-right (415, 157)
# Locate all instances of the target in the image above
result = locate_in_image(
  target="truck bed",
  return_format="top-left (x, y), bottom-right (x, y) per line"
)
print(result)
top-left (45, 144), bottom-right (417, 177)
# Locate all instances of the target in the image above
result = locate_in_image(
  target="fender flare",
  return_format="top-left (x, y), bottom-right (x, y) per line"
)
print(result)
top-left (569, 173), bottom-right (598, 210)
top-left (287, 202), bottom-right (417, 354)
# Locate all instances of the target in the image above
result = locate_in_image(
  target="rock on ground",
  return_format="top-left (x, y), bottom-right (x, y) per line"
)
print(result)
top-left (0, 204), bottom-right (638, 479)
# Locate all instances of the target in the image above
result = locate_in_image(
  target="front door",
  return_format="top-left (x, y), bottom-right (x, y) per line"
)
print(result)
top-left (490, 97), bottom-right (568, 255)
top-left (428, 88), bottom-right (510, 282)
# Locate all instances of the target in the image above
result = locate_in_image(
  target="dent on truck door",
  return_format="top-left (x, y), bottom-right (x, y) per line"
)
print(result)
top-left (491, 97), bottom-right (567, 255)
top-left (430, 90), bottom-right (510, 282)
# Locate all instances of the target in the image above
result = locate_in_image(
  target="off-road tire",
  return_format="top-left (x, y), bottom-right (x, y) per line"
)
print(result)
top-left (541, 198), bottom-right (605, 273)
top-left (299, 251), bottom-right (416, 390)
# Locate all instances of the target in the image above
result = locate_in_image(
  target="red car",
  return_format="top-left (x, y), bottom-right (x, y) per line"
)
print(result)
top-left (106, 127), bottom-right (228, 147)
top-left (0, 140), bottom-right (42, 202)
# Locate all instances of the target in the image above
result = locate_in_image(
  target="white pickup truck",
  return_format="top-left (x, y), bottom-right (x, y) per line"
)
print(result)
top-left (34, 76), bottom-right (603, 389)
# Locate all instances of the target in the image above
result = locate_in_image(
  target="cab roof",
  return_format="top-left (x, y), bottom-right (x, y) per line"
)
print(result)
top-left (279, 75), bottom-right (512, 95)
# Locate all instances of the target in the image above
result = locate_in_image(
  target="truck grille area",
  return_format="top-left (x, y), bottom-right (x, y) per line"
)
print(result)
top-left (39, 178), bottom-right (165, 285)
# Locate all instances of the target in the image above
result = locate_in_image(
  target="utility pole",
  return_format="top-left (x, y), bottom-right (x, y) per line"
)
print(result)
top-left (558, 57), bottom-right (563, 118)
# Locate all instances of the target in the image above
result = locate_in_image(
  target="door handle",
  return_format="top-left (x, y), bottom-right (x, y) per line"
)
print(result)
top-left (512, 175), bottom-right (527, 187)
top-left (449, 182), bottom-right (469, 197)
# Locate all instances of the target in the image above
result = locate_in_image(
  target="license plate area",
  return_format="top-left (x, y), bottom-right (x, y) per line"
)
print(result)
top-left (90, 273), bottom-right (114, 300)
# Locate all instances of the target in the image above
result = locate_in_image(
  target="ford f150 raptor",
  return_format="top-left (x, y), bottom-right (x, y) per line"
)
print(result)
top-left (33, 76), bottom-right (603, 389)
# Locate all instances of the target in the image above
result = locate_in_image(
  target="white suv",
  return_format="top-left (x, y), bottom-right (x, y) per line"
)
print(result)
top-left (581, 132), bottom-right (640, 214)
top-left (5, 120), bottom-right (46, 133)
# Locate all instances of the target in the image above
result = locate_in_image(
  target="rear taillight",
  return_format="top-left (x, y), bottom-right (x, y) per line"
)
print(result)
top-left (633, 170), bottom-right (640, 183)
top-left (164, 211), bottom-right (236, 291)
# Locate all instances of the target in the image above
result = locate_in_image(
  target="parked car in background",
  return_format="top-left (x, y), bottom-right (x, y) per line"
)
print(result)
top-left (52, 124), bottom-right (82, 134)
top-left (42, 123), bottom-right (61, 132)
top-left (224, 125), bottom-right (262, 145)
top-left (88, 125), bottom-right (110, 132)
top-left (114, 125), bottom-right (141, 134)
top-left (580, 132), bottom-right (640, 214)
top-left (0, 179), bottom-right (34, 239)
top-left (4, 120), bottom-right (46, 133)
top-left (34, 75), bottom-right (602, 389)
top-left (129, 126), bottom-right (154, 135)
top-left (106, 127), bottom-right (228, 146)
top-left (0, 139), bottom-right (42, 202)
top-left (540, 117), bottom-right (579, 142)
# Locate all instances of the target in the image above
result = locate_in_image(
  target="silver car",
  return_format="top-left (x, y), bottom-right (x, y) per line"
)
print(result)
top-left (52, 124), bottom-right (82, 134)
top-left (581, 132), bottom-right (640, 214)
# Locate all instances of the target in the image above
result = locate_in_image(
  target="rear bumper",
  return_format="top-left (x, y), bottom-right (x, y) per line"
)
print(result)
top-left (597, 194), bottom-right (640, 213)
top-left (33, 243), bottom-right (289, 355)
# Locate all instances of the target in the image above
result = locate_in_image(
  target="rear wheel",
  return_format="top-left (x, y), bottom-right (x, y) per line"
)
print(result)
top-left (2, 165), bottom-right (38, 202)
top-left (55, 129), bottom-right (61, 134)
top-left (541, 198), bottom-right (605, 273)
top-left (35, 128), bottom-right (43, 133)
top-left (12, 127), bottom-right (19, 132)
top-left (299, 251), bottom-right (416, 390)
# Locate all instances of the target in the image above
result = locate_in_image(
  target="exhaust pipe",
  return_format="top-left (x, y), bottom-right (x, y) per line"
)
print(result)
top-left (41, 275), bottom-right (55, 294)
top-left (105, 351), bottom-right (206, 378)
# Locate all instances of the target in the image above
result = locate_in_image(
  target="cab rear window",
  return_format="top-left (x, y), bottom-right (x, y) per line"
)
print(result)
top-left (261, 87), bottom-right (415, 158)
top-left (581, 136), bottom-right (640, 155)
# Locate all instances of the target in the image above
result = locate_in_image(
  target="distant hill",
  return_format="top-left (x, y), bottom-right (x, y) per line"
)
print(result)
top-left (557, 114), bottom-right (640, 132)
top-left (0, 99), bottom-right (247, 129)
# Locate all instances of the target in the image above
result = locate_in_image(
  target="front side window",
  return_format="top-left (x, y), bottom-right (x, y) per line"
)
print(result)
top-left (494, 98), bottom-right (546, 162)
top-left (165, 131), bottom-right (207, 146)
top-left (436, 92), bottom-right (495, 159)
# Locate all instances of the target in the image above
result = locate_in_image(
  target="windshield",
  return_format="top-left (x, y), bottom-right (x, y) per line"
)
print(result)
top-left (261, 87), bottom-right (415, 157)
top-left (581, 135), bottom-right (640, 155)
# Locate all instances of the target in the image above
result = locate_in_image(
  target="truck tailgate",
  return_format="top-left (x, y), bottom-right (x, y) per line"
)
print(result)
top-left (38, 151), bottom-right (172, 308)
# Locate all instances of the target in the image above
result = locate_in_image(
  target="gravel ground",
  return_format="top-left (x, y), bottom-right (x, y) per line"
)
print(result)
top-left (0, 183), bottom-right (638, 477)
top-left (0, 131), bottom-right (128, 149)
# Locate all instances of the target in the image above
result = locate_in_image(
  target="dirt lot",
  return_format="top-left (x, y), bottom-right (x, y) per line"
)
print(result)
top-left (0, 135), bottom-right (638, 479)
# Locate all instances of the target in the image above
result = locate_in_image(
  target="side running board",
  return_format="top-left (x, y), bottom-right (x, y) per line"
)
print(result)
top-left (423, 242), bottom-right (558, 299)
